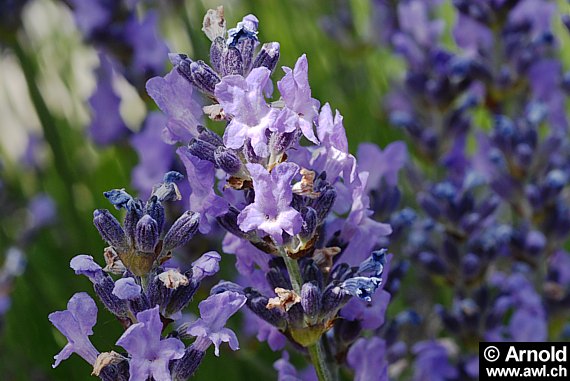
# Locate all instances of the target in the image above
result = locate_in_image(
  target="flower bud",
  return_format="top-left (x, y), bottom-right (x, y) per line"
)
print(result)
top-left (135, 215), bottom-right (159, 253)
top-left (302, 260), bottom-right (323, 289)
top-left (197, 125), bottom-right (224, 146)
top-left (94, 275), bottom-right (129, 318)
top-left (299, 207), bottom-right (317, 240)
top-left (166, 278), bottom-right (200, 317)
top-left (301, 282), bottom-right (321, 322)
top-left (163, 211), bottom-right (200, 252)
top-left (237, 37), bottom-right (256, 74)
top-left (334, 319), bottom-right (362, 345)
top-left (123, 199), bottom-right (144, 244)
top-left (245, 289), bottom-right (286, 329)
top-left (214, 146), bottom-right (242, 174)
top-left (312, 187), bottom-right (336, 223)
top-left (209, 37), bottom-right (225, 73)
top-left (266, 267), bottom-right (292, 290)
top-left (171, 345), bottom-right (206, 380)
top-left (321, 285), bottom-right (346, 317)
top-left (188, 138), bottom-right (217, 164)
top-left (221, 46), bottom-right (243, 76)
top-left (252, 42), bottom-right (280, 72)
top-left (147, 271), bottom-right (171, 308)
top-left (93, 209), bottom-right (127, 249)
top-left (145, 196), bottom-right (165, 233)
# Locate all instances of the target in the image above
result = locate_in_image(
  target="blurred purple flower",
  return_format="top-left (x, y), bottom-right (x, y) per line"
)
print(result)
top-left (347, 337), bottom-right (389, 381)
top-left (125, 11), bottom-right (169, 77)
top-left (88, 54), bottom-right (130, 145)
top-left (130, 113), bottom-right (175, 198)
top-left (412, 340), bottom-right (458, 381)
top-left (146, 68), bottom-right (203, 144)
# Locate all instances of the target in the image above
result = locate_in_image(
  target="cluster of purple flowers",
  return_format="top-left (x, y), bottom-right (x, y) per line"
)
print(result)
top-left (329, 0), bottom-right (570, 379)
top-left (50, 172), bottom-right (247, 380)
top-left (50, 7), bottom-right (400, 381)
top-left (49, 1), bottom-right (570, 380)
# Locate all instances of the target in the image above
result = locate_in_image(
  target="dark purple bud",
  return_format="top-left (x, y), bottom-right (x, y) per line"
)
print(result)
top-left (514, 143), bottom-right (533, 168)
top-left (266, 267), bottom-right (292, 290)
top-left (221, 46), bottom-right (243, 76)
top-left (312, 187), bottom-right (336, 223)
top-left (94, 275), bottom-right (129, 318)
top-left (93, 209), bottom-right (127, 248)
top-left (418, 193), bottom-right (441, 220)
top-left (302, 260), bottom-right (323, 289)
top-left (286, 303), bottom-right (304, 325)
top-left (543, 169), bottom-right (567, 198)
top-left (300, 207), bottom-right (317, 240)
top-left (525, 230), bottom-right (546, 255)
top-left (197, 125), bottom-right (223, 146)
top-left (171, 346), bottom-right (205, 380)
top-left (163, 211), bottom-right (200, 251)
top-left (217, 207), bottom-right (257, 240)
top-left (147, 272), bottom-right (171, 308)
top-left (418, 251), bottom-right (448, 275)
top-left (123, 199), bottom-right (144, 244)
top-left (135, 215), bottom-right (159, 253)
top-left (178, 60), bottom-right (220, 96)
top-left (237, 37), bottom-right (256, 74)
top-left (334, 319), bottom-right (362, 345)
top-left (166, 279), bottom-right (200, 316)
top-left (188, 138), bottom-right (217, 164)
top-left (214, 146), bottom-right (242, 174)
top-left (321, 284), bottom-right (346, 317)
top-left (168, 53), bottom-right (188, 66)
top-left (301, 282), bottom-right (321, 321)
top-left (210, 37), bottom-right (225, 73)
top-left (103, 189), bottom-right (133, 210)
top-left (462, 253), bottom-right (481, 279)
top-left (145, 196), bottom-right (165, 233)
top-left (252, 42), bottom-right (280, 72)
top-left (245, 290), bottom-right (287, 329)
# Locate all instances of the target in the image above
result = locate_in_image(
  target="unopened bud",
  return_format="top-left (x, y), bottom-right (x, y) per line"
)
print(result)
top-left (163, 211), bottom-right (200, 251)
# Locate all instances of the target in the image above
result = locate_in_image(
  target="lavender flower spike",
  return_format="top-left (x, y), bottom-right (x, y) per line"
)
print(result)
top-left (186, 291), bottom-right (247, 356)
top-left (238, 162), bottom-right (303, 244)
top-left (116, 306), bottom-right (185, 381)
top-left (49, 293), bottom-right (100, 368)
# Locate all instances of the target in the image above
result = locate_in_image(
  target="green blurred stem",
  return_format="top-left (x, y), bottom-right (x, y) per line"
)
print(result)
top-left (308, 341), bottom-right (334, 381)
top-left (280, 249), bottom-right (302, 295)
top-left (11, 38), bottom-right (81, 225)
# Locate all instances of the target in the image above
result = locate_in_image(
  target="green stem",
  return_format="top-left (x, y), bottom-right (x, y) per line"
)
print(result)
top-left (280, 249), bottom-right (303, 295)
top-left (10, 37), bottom-right (82, 228)
top-left (308, 341), bottom-right (334, 381)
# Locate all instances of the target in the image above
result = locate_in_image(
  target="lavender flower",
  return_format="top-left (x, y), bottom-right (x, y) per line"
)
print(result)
top-left (117, 306), bottom-right (185, 381)
top-left (238, 162), bottom-right (303, 244)
top-left (49, 293), bottom-right (100, 368)
top-left (215, 67), bottom-right (279, 156)
top-left (186, 291), bottom-right (247, 356)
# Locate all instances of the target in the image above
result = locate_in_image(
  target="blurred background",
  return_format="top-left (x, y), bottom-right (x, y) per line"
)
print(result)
top-left (1, 0), bottom-right (569, 380)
